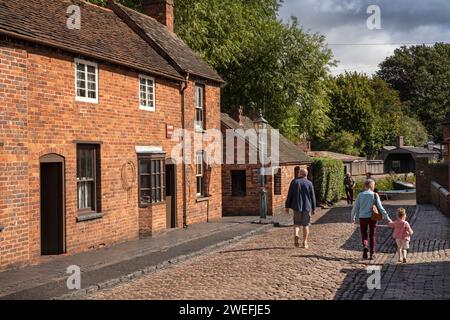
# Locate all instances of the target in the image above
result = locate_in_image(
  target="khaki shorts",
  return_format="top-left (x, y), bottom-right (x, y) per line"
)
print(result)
top-left (294, 211), bottom-right (311, 227)
top-left (396, 239), bottom-right (410, 250)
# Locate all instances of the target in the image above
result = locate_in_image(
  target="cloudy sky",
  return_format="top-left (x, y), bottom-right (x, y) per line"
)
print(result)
top-left (278, 0), bottom-right (450, 75)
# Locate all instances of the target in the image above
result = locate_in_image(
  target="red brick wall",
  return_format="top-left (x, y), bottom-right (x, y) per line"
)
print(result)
top-left (416, 157), bottom-right (448, 204)
top-left (0, 43), bottom-right (29, 268)
top-left (0, 39), bottom-right (221, 269)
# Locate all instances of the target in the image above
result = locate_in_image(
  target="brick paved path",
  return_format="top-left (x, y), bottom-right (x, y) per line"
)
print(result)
top-left (86, 200), bottom-right (450, 300)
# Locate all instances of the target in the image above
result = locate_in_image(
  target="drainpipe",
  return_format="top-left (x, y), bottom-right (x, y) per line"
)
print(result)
top-left (180, 73), bottom-right (190, 228)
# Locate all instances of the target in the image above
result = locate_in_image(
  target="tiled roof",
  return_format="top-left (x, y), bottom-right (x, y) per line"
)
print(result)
top-left (112, 2), bottom-right (223, 83)
top-left (382, 146), bottom-right (439, 154)
top-left (0, 0), bottom-right (221, 82)
top-left (221, 113), bottom-right (312, 165)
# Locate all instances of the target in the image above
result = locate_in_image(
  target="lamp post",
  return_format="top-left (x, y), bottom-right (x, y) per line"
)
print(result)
top-left (253, 109), bottom-right (269, 223)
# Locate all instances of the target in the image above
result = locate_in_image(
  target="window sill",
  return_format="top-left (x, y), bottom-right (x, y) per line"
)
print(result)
top-left (139, 201), bottom-right (166, 208)
top-left (75, 97), bottom-right (99, 104)
top-left (194, 128), bottom-right (206, 133)
top-left (139, 106), bottom-right (156, 112)
top-left (77, 211), bottom-right (103, 222)
top-left (196, 196), bottom-right (210, 203)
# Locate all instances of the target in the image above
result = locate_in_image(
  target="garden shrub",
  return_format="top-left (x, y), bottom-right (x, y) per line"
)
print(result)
top-left (311, 157), bottom-right (345, 205)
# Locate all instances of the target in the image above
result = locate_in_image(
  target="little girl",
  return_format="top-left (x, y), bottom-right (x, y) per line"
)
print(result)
top-left (389, 208), bottom-right (414, 263)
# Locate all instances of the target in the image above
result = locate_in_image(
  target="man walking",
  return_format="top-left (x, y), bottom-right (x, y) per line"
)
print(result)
top-left (285, 168), bottom-right (316, 249)
top-left (344, 173), bottom-right (356, 205)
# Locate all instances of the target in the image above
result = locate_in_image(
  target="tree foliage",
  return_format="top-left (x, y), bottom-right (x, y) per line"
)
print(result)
top-left (377, 43), bottom-right (450, 141)
top-left (319, 72), bottom-right (428, 157)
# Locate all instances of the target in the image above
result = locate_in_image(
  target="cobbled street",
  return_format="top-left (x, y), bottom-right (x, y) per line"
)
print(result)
top-left (86, 200), bottom-right (450, 300)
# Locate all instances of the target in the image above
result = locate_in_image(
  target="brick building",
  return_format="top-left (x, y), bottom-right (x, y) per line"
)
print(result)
top-left (416, 121), bottom-right (450, 217)
top-left (380, 136), bottom-right (439, 174)
top-left (221, 110), bottom-right (312, 216)
top-left (0, 0), bottom-right (223, 269)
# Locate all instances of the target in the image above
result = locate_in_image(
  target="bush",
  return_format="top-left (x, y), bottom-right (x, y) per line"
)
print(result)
top-left (311, 157), bottom-right (345, 205)
top-left (354, 173), bottom-right (417, 196)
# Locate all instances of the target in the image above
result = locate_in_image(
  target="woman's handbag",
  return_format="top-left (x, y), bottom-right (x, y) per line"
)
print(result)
top-left (371, 193), bottom-right (384, 221)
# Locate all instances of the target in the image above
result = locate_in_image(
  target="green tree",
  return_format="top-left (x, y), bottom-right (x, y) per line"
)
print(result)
top-left (320, 73), bottom-right (425, 157)
top-left (323, 131), bottom-right (361, 156)
top-left (221, 18), bottom-right (334, 140)
top-left (377, 43), bottom-right (450, 141)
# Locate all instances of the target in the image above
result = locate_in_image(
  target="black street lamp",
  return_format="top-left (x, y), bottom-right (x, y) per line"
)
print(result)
top-left (253, 109), bottom-right (269, 223)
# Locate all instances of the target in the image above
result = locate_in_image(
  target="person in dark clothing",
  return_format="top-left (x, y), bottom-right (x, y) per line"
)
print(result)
top-left (344, 172), bottom-right (356, 205)
top-left (285, 168), bottom-right (316, 248)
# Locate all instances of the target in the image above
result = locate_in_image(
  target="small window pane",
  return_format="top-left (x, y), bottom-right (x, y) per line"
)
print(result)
top-left (140, 175), bottom-right (150, 188)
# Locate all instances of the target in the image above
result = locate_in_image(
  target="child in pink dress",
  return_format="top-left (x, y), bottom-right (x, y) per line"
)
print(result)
top-left (389, 208), bottom-right (414, 263)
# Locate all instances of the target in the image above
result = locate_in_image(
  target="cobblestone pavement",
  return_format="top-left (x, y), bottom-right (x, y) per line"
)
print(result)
top-left (87, 200), bottom-right (450, 300)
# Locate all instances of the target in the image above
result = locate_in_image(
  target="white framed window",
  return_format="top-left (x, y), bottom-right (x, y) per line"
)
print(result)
top-left (195, 85), bottom-right (204, 131)
top-left (139, 75), bottom-right (156, 111)
top-left (75, 58), bottom-right (98, 103)
top-left (196, 151), bottom-right (204, 197)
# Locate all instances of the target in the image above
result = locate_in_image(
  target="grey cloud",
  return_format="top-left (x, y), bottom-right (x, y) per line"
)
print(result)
top-left (278, 0), bottom-right (450, 74)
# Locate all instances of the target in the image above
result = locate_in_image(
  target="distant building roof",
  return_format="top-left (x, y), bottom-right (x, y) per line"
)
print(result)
top-left (381, 146), bottom-right (440, 155)
top-left (309, 151), bottom-right (366, 162)
top-left (221, 113), bottom-right (312, 164)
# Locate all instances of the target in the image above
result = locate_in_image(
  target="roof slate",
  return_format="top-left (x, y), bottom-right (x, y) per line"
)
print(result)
top-left (112, 2), bottom-right (223, 83)
top-left (0, 0), bottom-right (222, 83)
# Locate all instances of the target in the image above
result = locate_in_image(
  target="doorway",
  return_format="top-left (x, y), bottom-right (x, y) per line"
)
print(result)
top-left (165, 164), bottom-right (176, 229)
top-left (40, 154), bottom-right (65, 255)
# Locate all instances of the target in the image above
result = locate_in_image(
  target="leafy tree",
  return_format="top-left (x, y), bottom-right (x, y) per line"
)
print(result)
top-left (377, 43), bottom-right (450, 141)
top-left (220, 18), bottom-right (334, 141)
top-left (323, 131), bottom-right (361, 156)
top-left (319, 72), bottom-right (426, 157)
top-left (399, 116), bottom-right (429, 146)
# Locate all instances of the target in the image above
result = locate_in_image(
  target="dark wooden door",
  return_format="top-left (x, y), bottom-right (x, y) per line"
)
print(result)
top-left (41, 162), bottom-right (64, 255)
top-left (165, 164), bottom-right (176, 228)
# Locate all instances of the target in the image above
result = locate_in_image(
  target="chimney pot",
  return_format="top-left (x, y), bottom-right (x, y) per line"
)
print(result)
top-left (142, 0), bottom-right (174, 32)
top-left (231, 106), bottom-right (244, 126)
top-left (396, 136), bottom-right (404, 148)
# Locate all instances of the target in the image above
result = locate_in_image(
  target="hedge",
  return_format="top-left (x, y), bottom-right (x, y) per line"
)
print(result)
top-left (311, 157), bottom-right (345, 205)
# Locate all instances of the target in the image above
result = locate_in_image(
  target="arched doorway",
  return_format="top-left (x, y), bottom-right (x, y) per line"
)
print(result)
top-left (40, 154), bottom-right (65, 255)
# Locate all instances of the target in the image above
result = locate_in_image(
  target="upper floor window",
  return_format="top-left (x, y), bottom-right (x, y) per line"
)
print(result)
top-left (195, 85), bottom-right (205, 131)
top-left (75, 59), bottom-right (98, 103)
top-left (139, 75), bottom-right (156, 111)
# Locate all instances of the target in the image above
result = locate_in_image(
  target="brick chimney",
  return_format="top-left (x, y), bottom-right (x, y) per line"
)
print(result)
top-left (396, 136), bottom-right (405, 148)
top-left (142, 0), bottom-right (174, 32)
top-left (230, 106), bottom-right (244, 127)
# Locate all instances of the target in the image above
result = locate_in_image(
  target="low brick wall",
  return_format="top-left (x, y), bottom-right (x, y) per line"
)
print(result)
top-left (430, 181), bottom-right (450, 217)
top-left (416, 157), bottom-right (448, 204)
